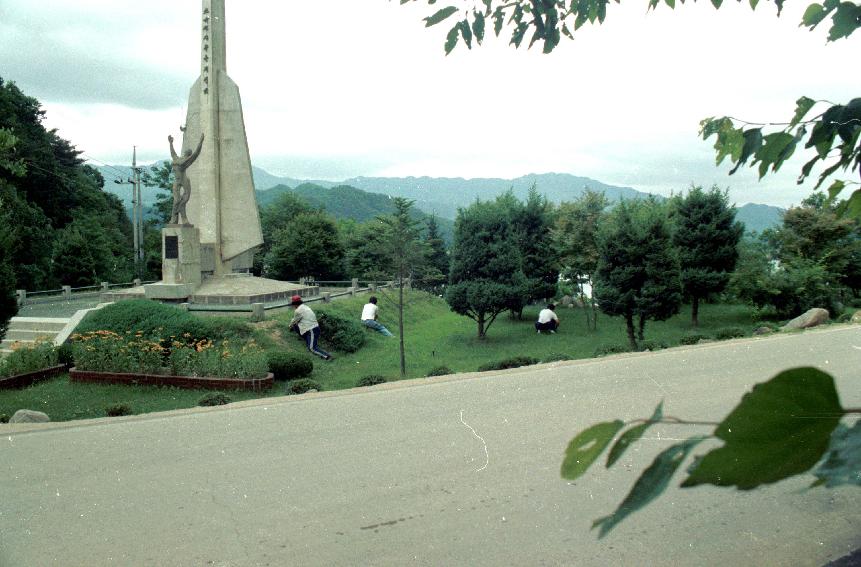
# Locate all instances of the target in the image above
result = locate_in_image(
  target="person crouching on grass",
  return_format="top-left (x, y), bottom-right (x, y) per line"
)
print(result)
top-left (288, 295), bottom-right (332, 360)
top-left (535, 303), bottom-right (560, 334)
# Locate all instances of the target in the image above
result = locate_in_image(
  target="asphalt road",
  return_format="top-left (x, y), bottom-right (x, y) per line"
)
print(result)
top-left (2, 326), bottom-right (860, 566)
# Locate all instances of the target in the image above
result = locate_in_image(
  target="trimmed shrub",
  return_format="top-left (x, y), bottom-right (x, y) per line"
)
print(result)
top-left (715, 327), bottom-right (746, 340)
top-left (426, 366), bottom-right (453, 377)
top-left (105, 404), bottom-right (133, 417)
top-left (837, 312), bottom-right (852, 323)
top-left (640, 340), bottom-right (669, 352)
top-left (477, 356), bottom-right (539, 372)
top-left (77, 300), bottom-right (253, 343)
top-left (267, 351), bottom-right (313, 381)
top-left (679, 334), bottom-right (709, 346)
top-left (356, 374), bottom-right (387, 387)
top-left (286, 379), bottom-right (322, 395)
top-left (317, 312), bottom-right (366, 353)
top-left (593, 344), bottom-right (630, 357)
top-left (541, 353), bottom-right (571, 363)
top-left (198, 392), bottom-right (232, 406)
top-left (56, 342), bottom-right (74, 366)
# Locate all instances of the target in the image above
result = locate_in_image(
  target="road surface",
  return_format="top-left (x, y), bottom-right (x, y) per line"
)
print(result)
top-left (2, 325), bottom-right (860, 566)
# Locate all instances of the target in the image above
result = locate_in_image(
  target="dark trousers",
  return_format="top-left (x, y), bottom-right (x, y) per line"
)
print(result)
top-left (300, 326), bottom-right (331, 359)
top-left (535, 320), bottom-right (558, 332)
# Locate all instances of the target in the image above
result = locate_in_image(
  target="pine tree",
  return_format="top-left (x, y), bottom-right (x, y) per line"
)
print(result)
top-left (671, 186), bottom-right (743, 327)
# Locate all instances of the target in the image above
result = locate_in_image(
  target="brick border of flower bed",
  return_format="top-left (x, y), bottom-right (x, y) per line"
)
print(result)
top-left (69, 368), bottom-right (274, 392)
top-left (0, 365), bottom-right (69, 390)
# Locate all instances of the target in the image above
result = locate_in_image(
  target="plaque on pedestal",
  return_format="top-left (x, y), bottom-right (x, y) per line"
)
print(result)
top-left (144, 225), bottom-right (202, 300)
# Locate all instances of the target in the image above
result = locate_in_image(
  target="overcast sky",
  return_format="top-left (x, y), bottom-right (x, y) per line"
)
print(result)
top-left (0, 0), bottom-right (855, 207)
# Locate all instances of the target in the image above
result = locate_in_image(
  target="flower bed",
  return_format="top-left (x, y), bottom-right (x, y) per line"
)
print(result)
top-left (0, 364), bottom-right (68, 390)
top-left (69, 368), bottom-right (274, 392)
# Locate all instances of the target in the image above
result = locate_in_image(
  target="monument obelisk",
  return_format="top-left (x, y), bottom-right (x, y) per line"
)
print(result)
top-left (180, 0), bottom-right (263, 276)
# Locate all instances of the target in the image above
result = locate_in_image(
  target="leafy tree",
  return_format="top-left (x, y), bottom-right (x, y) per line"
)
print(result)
top-left (140, 160), bottom-right (174, 226)
top-left (554, 190), bottom-right (608, 331)
top-left (52, 212), bottom-right (134, 287)
top-left (0, 183), bottom-right (54, 289)
top-left (446, 199), bottom-right (524, 338)
top-left (593, 199), bottom-right (681, 350)
top-left (342, 218), bottom-right (392, 281)
top-left (407, 1), bottom-right (861, 219)
top-left (264, 211), bottom-right (346, 281)
top-left (670, 186), bottom-right (744, 327)
top-left (508, 187), bottom-right (559, 318)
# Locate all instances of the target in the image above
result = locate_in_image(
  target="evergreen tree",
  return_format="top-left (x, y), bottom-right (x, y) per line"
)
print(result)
top-left (446, 200), bottom-right (524, 339)
top-left (594, 199), bottom-right (681, 350)
top-left (670, 186), bottom-right (743, 327)
top-left (424, 214), bottom-right (449, 280)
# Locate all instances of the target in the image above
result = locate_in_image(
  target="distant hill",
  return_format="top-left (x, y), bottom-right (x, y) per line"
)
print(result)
top-left (257, 183), bottom-right (455, 243)
top-left (735, 203), bottom-right (784, 234)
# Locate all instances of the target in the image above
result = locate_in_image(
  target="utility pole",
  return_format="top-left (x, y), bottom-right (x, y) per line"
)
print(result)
top-left (114, 147), bottom-right (144, 278)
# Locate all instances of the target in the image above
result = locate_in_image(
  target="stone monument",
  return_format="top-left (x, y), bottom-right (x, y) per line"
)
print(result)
top-left (117, 0), bottom-right (316, 306)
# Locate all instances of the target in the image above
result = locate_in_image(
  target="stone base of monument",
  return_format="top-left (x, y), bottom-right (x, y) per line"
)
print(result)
top-left (142, 283), bottom-right (197, 301)
top-left (190, 274), bottom-right (316, 305)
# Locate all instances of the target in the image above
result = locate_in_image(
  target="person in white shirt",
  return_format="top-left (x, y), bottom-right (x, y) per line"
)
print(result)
top-left (360, 296), bottom-right (393, 336)
top-left (288, 295), bottom-right (332, 360)
top-left (535, 303), bottom-right (560, 334)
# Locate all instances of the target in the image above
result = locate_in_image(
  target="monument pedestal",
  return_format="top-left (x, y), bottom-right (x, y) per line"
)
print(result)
top-left (144, 225), bottom-right (203, 300)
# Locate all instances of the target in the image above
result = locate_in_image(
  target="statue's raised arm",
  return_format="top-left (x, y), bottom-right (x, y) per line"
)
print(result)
top-left (168, 134), bottom-right (178, 160)
top-left (189, 133), bottom-right (205, 163)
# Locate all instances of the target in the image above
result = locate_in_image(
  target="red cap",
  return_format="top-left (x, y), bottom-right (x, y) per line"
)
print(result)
top-left (290, 295), bottom-right (303, 305)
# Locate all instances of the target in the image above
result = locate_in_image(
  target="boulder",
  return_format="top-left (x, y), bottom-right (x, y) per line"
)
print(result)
top-left (851, 310), bottom-right (861, 324)
top-left (753, 326), bottom-right (774, 336)
top-left (560, 295), bottom-right (573, 307)
top-left (782, 308), bottom-right (830, 330)
top-left (9, 409), bottom-right (50, 424)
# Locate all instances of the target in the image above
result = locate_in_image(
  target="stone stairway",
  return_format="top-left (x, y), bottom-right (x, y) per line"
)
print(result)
top-left (1, 317), bottom-right (71, 355)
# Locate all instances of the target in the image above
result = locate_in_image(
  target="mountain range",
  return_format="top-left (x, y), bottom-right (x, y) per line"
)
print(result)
top-left (97, 165), bottom-right (784, 234)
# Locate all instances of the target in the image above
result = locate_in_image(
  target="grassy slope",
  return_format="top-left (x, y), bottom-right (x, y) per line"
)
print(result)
top-left (1, 291), bottom-right (757, 422)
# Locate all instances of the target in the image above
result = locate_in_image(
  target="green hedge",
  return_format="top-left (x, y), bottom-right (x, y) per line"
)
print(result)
top-left (267, 351), bottom-right (313, 381)
top-left (317, 312), bottom-right (366, 353)
top-left (477, 356), bottom-right (539, 372)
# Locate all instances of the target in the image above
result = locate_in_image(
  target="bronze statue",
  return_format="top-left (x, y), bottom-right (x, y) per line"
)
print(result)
top-left (168, 133), bottom-right (205, 225)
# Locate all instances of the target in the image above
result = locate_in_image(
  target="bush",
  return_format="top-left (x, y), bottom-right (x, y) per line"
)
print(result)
top-left (593, 344), bottom-right (630, 357)
top-left (837, 312), bottom-right (853, 323)
top-left (267, 351), bottom-right (313, 381)
top-left (0, 414), bottom-right (9, 423)
top-left (426, 366), bottom-right (453, 377)
top-left (317, 312), bottom-right (366, 353)
top-left (356, 374), bottom-right (387, 387)
top-left (640, 340), bottom-right (669, 352)
top-left (0, 341), bottom-right (60, 377)
top-left (198, 392), bottom-right (232, 406)
top-left (77, 300), bottom-right (253, 343)
top-left (56, 342), bottom-right (74, 366)
top-left (477, 356), bottom-right (539, 372)
top-left (679, 334), bottom-right (709, 346)
top-left (715, 327), bottom-right (746, 340)
top-left (105, 403), bottom-right (133, 417)
top-left (286, 379), bottom-right (322, 395)
top-left (541, 353), bottom-right (571, 363)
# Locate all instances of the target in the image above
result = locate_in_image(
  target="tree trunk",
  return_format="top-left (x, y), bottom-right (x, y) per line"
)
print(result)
top-left (691, 295), bottom-right (700, 328)
top-left (625, 313), bottom-right (638, 351)
top-left (477, 313), bottom-right (486, 339)
top-left (638, 313), bottom-right (646, 342)
top-left (398, 276), bottom-right (406, 377)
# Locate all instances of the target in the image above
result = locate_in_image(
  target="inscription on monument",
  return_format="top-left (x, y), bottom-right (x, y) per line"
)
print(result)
top-left (165, 236), bottom-right (179, 260)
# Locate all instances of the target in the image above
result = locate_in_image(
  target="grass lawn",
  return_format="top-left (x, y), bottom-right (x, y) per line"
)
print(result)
top-left (1, 290), bottom-right (762, 422)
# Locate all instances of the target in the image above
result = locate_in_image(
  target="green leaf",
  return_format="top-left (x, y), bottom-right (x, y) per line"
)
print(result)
top-left (827, 2), bottom-right (861, 41)
top-left (424, 6), bottom-right (459, 27)
top-left (801, 3), bottom-right (828, 28)
top-left (753, 131), bottom-right (797, 178)
top-left (472, 11), bottom-right (486, 44)
top-left (460, 18), bottom-right (473, 48)
top-left (665, 0), bottom-right (675, 8)
top-left (493, 7), bottom-right (505, 36)
top-left (835, 188), bottom-right (861, 221)
top-left (729, 128), bottom-right (762, 174)
top-left (749, 0), bottom-right (760, 9)
top-left (826, 179), bottom-right (846, 201)
top-left (444, 24), bottom-right (460, 55)
top-left (593, 437), bottom-right (704, 538)
top-left (682, 368), bottom-right (843, 490)
top-left (561, 420), bottom-right (624, 481)
top-left (812, 421), bottom-right (861, 488)
top-left (606, 402), bottom-right (664, 467)
top-left (790, 96), bottom-right (817, 127)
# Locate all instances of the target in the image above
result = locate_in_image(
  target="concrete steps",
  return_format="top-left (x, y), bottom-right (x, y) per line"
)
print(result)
top-left (1, 317), bottom-right (71, 355)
